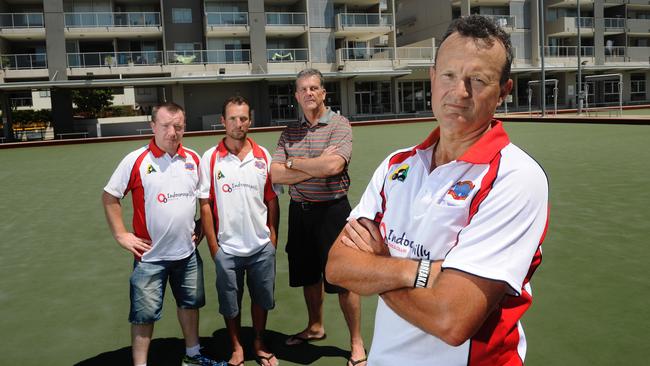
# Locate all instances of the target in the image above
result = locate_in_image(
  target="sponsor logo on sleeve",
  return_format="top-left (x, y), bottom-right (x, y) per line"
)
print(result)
top-left (447, 181), bottom-right (475, 200)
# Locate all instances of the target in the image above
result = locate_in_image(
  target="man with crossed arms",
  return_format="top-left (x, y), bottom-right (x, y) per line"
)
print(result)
top-left (327, 15), bottom-right (549, 366)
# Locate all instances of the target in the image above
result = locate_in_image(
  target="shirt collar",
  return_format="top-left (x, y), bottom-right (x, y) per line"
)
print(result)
top-left (300, 107), bottom-right (334, 127)
top-left (148, 138), bottom-right (187, 159)
top-left (216, 137), bottom-right (265, 159)
top-left (414, 120), bottom-right (510, 164)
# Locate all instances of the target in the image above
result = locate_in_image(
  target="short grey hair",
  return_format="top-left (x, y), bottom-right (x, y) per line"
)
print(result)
top-left (295, 68), bottom-right (324, 89)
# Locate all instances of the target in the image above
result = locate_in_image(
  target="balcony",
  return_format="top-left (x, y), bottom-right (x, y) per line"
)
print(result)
top-left (604, 17), bottom-right (625, 33)
top-left (396, 47), bottom-right (434, 60)
top-left (546, 17), bottom-right (594, 37)
top-left (627, 47), bottom-right (650, 62)
top-left (544, 45), bottom-right (595, 58)
top-left (265, 12), bottom-right (307, 37)
top-left (0, 13), bottom-right (45, 40)
top-left (0, 53), bottom-right (47, 69)
top-left (482, 14), bottom-right (516, 30)
top-left (604, 46), bottom-right (626, 62)
top-left (64, 12), bottom-right (162, 38)
top-left (205, 12), bottom-right (249, 37)
top-left (336, 47), bottom-right (394, 71)
top-left (627, 19), bottom-right (650, 35)
top-left (547, 0), bottom-right (595, 7)
top-left (266, 48), bottom-right (308, 63)
top-left (166, 50), bottom-right (251, 64)
top-left (335, 13), bottom-right (393, 41)
top-left (67, 51), bottom-right (163, 68)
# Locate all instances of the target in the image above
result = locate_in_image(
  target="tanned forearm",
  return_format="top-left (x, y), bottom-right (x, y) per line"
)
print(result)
top-left (199, 199), bottom-right (219, 258)
top-left (326, 231), bottom-right (421, 295)
top-left (266, 197), bottom-right (280, 247)
top-left (381, 269), bottom-right (507, 346)
top-left (270, 162), bottom-right (313, 185)
top-left (290, 154), bottom-right (346, 178)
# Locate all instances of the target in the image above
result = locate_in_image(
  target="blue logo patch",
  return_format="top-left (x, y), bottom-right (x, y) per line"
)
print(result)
top-left (447, 181), bottom-right (475, 200)
top-left (185, 162), bottom-right (195, 171)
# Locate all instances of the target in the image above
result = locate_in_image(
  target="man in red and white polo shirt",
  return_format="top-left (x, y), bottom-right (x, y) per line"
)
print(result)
top-left (327, 15), bottom-right (549, 366)
top-left (103, 103), bottom-right (223, 366)
top-left (199, 96), bottom-right (279, 366)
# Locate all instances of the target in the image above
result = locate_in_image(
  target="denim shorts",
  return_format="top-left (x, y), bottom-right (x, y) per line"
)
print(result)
top-left (214, 243), bottom-right (276, 319)
top-left (129, 250), bottom-right (205, 324)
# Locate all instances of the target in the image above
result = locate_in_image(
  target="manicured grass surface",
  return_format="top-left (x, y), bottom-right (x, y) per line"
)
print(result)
top-left (0, 121), bottom-right (649, 365)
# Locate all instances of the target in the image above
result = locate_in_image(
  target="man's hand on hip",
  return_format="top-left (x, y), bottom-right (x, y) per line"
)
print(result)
top-left (115, 232), bottom-right (152, 256)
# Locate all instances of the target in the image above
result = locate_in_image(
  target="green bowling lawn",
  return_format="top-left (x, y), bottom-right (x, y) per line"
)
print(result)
top-left (0, 120), bottom-right (648, 365)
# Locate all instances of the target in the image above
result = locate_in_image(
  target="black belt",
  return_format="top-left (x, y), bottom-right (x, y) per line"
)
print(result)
top-left (291, 196), bottom-right (347, 210)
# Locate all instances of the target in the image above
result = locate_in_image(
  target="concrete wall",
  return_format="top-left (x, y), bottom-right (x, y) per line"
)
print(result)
top-left (162, 0), bottom-right (205, 51)
top-left (249, 0), bottom-right (267, 73)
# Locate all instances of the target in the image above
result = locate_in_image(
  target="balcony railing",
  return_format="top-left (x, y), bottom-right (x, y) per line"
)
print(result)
top-left (604, 17), bottom-right (625, 29)
top-left (339, 47), bottom-right (394, 61)
top-left (67, 51), bottom-right (163, 67)
top-left (605, 46), bottom-right (626, 57)
top-left (0, 53), bottom-right (47, 69)
top-left (266, 12), bottom-right (307, 26)
top-left (575, 17), bottom-right (594, 28)
top-left (338, 13), bottom-right (392, 27)
top-left (396, 47), bottom-right (434, 60)
top-left (0, 13), bottom-right (44, 28)
top-left (267, 48), bottom-right (308, 62)
top-left (166, 50), bottom-right (251, 64)
top-left (206, 12), bottom-right (248, 26)
top-left (544, 46), bottom-right (594, 57)
top-left (64, 12), bottom-right (161, 27)
top-left (483, 14), bottom-right (516, 28)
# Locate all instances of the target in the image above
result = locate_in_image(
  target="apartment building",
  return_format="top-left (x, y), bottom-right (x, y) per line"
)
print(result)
top-left (0, 0), bottom-right (439, 137)
top-left (397, 0), bottom-right (650, 112)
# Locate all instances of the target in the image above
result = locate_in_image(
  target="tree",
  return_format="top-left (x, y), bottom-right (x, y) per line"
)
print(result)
top-left (71, 88), bottom-right (114, 118)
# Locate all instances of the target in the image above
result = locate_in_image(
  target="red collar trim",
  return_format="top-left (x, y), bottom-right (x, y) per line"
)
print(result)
top-left (414, 120), bottom-right (509, 164)
top-left (457, 120), bottom-right (510, 164)
top-left (148, 138), bottom-right (187, 159)
top-left (216, 138), bottom-right (264, 159)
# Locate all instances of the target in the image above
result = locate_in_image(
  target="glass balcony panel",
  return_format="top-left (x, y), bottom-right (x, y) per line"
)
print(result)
top-left (206, 12), bottom-right (248, 26)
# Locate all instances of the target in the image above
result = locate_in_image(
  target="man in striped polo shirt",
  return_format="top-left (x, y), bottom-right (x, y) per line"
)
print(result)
top-left (271, 69), bottom-right (367, 366)
top-left (103, 103), bottom-right (223, 366)
top-left (326, 16), bottom-right (549, 366)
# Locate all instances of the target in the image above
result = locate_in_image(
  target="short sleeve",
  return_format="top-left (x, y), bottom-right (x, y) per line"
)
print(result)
top-left (271, 130), bottom-right (288, 164)
top-left (104, 151), bottom-right (140, 199)
top-left (442, 165), bottom-right (549, 295)
top-left (330, 118), bottom-right (352, 163)
top-left (198, 148), bottom-right (215, 200)
top-left (262, 148), bottom-right (277, 202)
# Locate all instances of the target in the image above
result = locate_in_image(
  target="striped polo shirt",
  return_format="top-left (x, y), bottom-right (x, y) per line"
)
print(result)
top-left (272, 107), bottom-right (352, 202)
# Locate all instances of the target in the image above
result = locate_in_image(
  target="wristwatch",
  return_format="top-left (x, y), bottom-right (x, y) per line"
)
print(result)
top-left (286, 159), bottom-right (293, 169)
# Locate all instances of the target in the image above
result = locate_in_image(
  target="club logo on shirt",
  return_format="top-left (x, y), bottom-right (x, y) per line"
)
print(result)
top-left (255, 159), bottom-right (266, 170)
top-left (447, 181), bottom-right (475, 200)
top-left (217, 170), bottom-right (225, 180)
top-left (184, 162), bottom-right (195, 171)
top-left (390, 164), bottom-right (410, 182)
top-left (146, 164), bottom-right (157, 174)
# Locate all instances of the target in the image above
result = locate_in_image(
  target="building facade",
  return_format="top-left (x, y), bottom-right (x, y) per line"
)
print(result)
top-left (0, 0), bottom-right (648, 137)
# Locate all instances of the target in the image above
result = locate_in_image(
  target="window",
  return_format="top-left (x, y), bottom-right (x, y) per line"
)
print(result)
top-left (39, 90), bottom-right (51, 98)
top-left (603, 80), bottom-right (620, 103)
top-left (631, 74), bottom-right (646, 102)
top-left (399, 80), bottom-right (431, 113)
top-left (172, 8), bottom-right (192, 24)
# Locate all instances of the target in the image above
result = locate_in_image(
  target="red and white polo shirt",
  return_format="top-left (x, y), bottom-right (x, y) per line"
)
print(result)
top-left (198, 138), bottom-right (276, 257)
top-left (104, 139), bottom-right (201, 262)
top-left (350, 121), bottom-right (549, 366)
